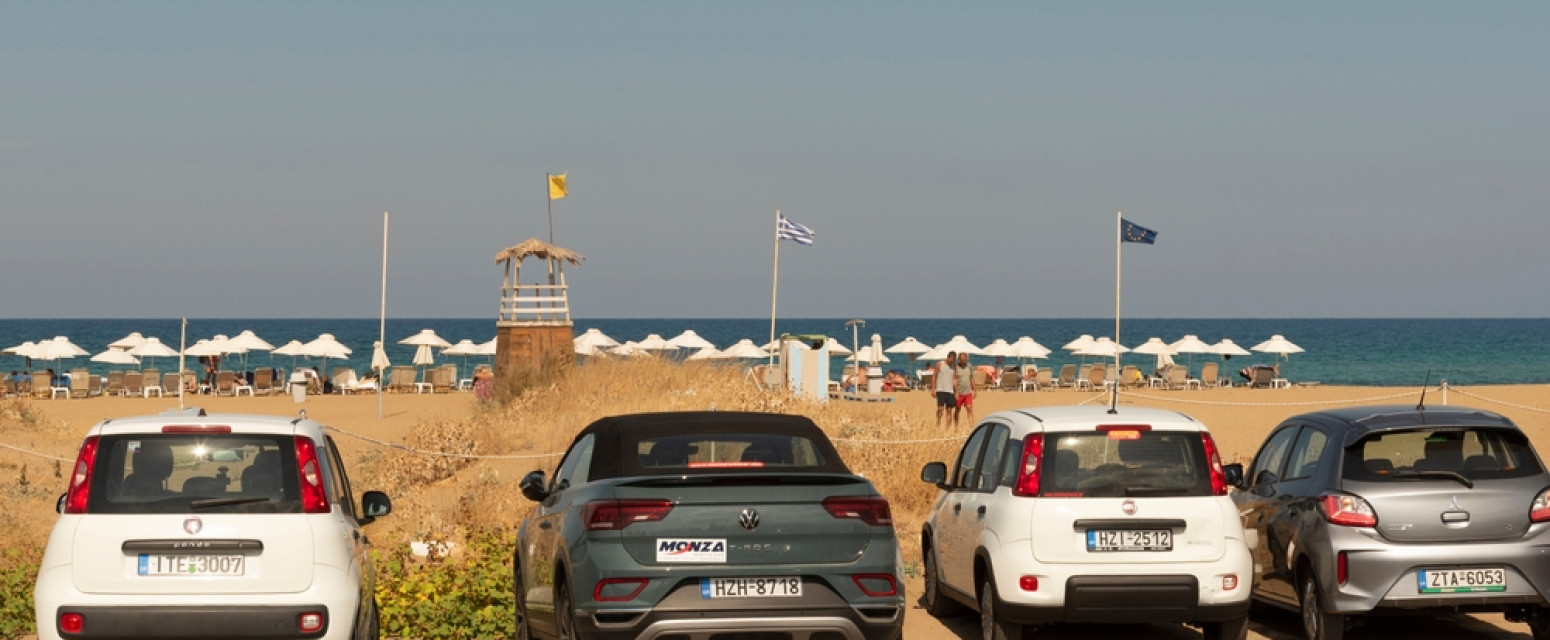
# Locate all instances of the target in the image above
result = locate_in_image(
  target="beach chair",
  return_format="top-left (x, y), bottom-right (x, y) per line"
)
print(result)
top-left (434, 365), bottom-right (456, 393)
top-left (214, 371), bottom-right (236, 396)
top-left (388, 366), bottom-right (416, 393)
top-left (972, 369), bottom-right (993, 392)
top-left (1162, 366), bottom-right (1188, 390)
top-left (1055, 364), bottom-right (1075, 389)
top-left (121, 372), bottom-right (143, 397)
top-left (143, 369), bottom-right (164, 397)
top-left (70, 369), bottom-right (92, 398)
top-left (1000, 370), bottom-right (1020, 391)
top-left (1200, 362), bottom-right (1222, 389)
top-left (0, 377), bottom-right (12, 398)
top-left (331, 368), bottom-right (353, 395)
top-left (1081, 364), bottom-right (1106, 391)
top-left (232, 372), bottom-right (254, 396)
top-left (252, 368), bottom-right (274, 395)
top-left (88, 373), bottom-right (103, 397)
top-left (177, 372), bottom-right (195, 395)
top-left (1120, 365), bottom-right (1143, 388)
top-left (1184, 364), bottom-right (1207, 390)
top-left (1249, 367), bottom-right (1276, 389)
top-left (105, 371), bottom-right (125, 396)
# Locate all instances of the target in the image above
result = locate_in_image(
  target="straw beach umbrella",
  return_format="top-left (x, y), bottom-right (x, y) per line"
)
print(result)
top-left (442, 339), bottom-right (481, 371)
top-left (1252, 334), bottom-right (1305, 375)
top-left (634, 334), bottom-right (678, 353)
top-left (302, 333), bottom-right (352, 373)
top-left (91, 347), bottom-right (140, 369)
top-left (1131, 337), bottom-right (1176, 374)
top-left (719, 339), bottom-right (769, 359)
top-left (574, 328), bottom-right (619, 352)
top-left (227, 330), bottom-right (275, 373)
top-left (272, 340), bottom-right (306, 370)
top-left (107, 332), bottom-right (146, 350)
top-left (4, 340), bottom-right (38, 371)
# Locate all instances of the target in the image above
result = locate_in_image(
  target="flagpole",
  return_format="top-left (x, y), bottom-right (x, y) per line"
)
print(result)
top-left (1111, 211), bottom-right (1122, 414)
top-left (378, 211), bottom-right (388, 419)
top-left (178, 318), bottom-right (187, 412)
top-left (546, 172), bottom-right (554, 246)
top-left (768, 209), bottom-right (781, 369)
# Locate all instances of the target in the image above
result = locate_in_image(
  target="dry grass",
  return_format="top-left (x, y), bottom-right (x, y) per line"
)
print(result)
top-left (358, 357), bottom-right (956, 568)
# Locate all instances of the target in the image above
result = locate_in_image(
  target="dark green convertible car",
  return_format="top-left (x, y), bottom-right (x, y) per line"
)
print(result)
top-left (514, 411), bottom-right (905, 640)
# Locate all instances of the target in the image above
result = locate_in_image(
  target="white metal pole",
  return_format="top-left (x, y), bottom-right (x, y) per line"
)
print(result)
top-left (1111, 211), bottom-right (1122, 413)
top-left (178, 317), bottom-right (187, 411)
top-left (378, 211), bottom-right (388, 419)
top-left (768, 209), bottom-right (781, 369)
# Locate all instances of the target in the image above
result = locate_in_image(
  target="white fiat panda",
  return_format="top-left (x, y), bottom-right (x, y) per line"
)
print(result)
top-left (919, 406), bottom-right (1252, 640)
top-left (34, 409), bottom-right (391, 640)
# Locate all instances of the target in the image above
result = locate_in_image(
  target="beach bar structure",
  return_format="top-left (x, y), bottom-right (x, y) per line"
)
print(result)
top-left (494, 238), bottom-right (583, 376)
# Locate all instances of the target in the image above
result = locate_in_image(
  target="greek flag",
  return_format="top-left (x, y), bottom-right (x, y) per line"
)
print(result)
top-left (777, 213), bottom-right (815, 246)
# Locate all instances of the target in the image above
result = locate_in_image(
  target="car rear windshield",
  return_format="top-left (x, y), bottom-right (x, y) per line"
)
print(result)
top-left (1037, 430), bottom-right (1214, 498)
top-left (1343, 427), bottom-right (1544, 482)
top-left (86, 434), bottom-right (301, 514)
top-left (636, 433), bottom-right (828, 471)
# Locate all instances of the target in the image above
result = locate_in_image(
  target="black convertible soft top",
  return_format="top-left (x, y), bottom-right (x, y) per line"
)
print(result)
top-left (576, 411), bottom-right (852, 481)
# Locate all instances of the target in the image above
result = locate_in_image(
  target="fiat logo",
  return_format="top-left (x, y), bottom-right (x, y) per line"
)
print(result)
top-left (183, 517), bottom-right (203, 535)
top-left (1121, 500), bottom-right (1137, 516)
top-left (739, 508), bottom-right (760, 531)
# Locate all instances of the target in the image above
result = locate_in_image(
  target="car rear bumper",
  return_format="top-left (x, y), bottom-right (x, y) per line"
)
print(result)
top-left (1325, 528), bottom-right (1550, 614)
top-left (47, 605), bottom-right (329, 639)
top-left (578, 607), bottom-right (902, 640)
top-left (997, 575), bottom-right (1251, 625)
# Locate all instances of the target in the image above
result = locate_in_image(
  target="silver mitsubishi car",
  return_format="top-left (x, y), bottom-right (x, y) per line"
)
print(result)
top-left (1232, 404), bottom-right (1550, 640)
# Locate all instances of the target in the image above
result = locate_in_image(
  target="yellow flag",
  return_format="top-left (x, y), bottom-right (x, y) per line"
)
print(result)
top-left (549, 173), bottom-right (567, 200)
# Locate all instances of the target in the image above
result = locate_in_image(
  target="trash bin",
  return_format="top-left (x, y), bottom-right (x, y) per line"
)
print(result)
top-left (289, 371), bottom-right (307, 403)
top-left (867, 368), bottom-right (884, 395)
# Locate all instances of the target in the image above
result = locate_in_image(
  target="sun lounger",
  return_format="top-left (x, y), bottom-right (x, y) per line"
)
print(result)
top-left (143, 369), bottom-right (164, 397)
top-left (1200, 363), bottom-right (1220, 389)
top-left (252, 368), bottom-right (274, 395)
top-left (214, 371), bottom-right (236, 396)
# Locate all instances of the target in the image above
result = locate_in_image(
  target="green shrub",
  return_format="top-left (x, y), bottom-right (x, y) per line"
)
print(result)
top-left (0, 547), bottom-right (39, 639)
top-left (375, 528), bottom-right (516, 640)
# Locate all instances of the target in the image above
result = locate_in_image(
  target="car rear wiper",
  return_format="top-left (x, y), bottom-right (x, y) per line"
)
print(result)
top-left (1388, 471), bottom-right (1474, 489)
top-left (189, 497), bottom-right (273, 509)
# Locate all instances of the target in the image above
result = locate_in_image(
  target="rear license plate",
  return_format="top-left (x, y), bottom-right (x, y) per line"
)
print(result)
top-left (137, 554), bottom-right (245, 576)
top-left (1086, 529), bottom-right (1172, 552)
top-left (701, 577), bottom-right (802, 598)
top-left (1418, 568), bottom-right (1506, 593)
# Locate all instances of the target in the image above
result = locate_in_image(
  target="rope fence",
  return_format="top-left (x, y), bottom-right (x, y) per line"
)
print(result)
top-left (6, 385), bottom-right (1550, 464)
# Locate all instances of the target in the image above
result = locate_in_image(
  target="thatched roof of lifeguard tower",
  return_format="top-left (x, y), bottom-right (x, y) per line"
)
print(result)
top-left (494, 238), bottom-right (584, 266)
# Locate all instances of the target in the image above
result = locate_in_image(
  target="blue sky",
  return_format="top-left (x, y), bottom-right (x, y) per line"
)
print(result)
top-left (4, 2), bottom-right (1548, 318)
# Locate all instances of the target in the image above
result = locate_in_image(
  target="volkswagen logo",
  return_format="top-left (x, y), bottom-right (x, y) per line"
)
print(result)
top-left (183, 517), bottom-right (203, 535)
top-left (739, 508), bottom-right (760, 531)
top-left (1121, 500), bottom-right (1138, 516)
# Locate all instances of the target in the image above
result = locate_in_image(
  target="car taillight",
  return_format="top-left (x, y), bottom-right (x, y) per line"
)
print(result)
top-left (162, 425), bottom-right (232, 433)
top-left (852, 574), bottom-right (898, 597)
top-left (584, 500), bottom-right (673, 530)
top-left (293, 437), bottom-right (330, 514)
top-left (1200, 432), bottom-right (1229, 496)
top-left (822, 496), bottom-right (893, 526)
top-left (64, 437), bottom-right (99, 514)
top-left (1013, 434), bottom-right (1044, 497)
top-left (1531, 488), bottom-right (1550, 522)
top-left (1319, 493), bottom-right (1376, 527)
top-left (59, 612), bottom-right (84, 634)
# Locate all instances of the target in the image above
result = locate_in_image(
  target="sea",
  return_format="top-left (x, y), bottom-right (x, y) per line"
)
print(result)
top-left (2, 318), bottom-right (1548, 388)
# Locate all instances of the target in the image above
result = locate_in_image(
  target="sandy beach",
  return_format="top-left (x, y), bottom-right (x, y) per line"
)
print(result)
top-left (5, 379), bottom-right (1550, 639)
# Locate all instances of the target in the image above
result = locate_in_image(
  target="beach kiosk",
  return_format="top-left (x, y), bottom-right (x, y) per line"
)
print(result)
top-left (494, 238), bottom-right (583, 380)
top-left (776, 334), bottom-right (830, 402)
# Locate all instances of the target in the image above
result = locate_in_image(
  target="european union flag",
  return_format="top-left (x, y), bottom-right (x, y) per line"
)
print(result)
top-left (1121, 219), bottom-right (1157, 244)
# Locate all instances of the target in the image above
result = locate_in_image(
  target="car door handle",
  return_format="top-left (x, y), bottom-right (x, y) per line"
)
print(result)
top-left (977, 505), bottom-right (987, 516)
top-left (538, 521), bottom-right (553, 530)
top-left (953, 503), bottom-right (962, 514)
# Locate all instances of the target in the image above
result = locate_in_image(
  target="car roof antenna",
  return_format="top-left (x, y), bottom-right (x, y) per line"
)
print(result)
top-left (1417, 369), bottom-right (1432, 412)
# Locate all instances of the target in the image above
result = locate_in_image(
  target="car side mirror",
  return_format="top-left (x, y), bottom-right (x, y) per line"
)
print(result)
top-left (920, 462), bottom-right (948, 487)
top-left (519, 470), bottom-right (549, 502)
top-left (360, 491), bottom-right (392, 523)
top-left (56, 493), bottom-right (67, 514)
top-left (1222, 463), bottom-right (1244, 489)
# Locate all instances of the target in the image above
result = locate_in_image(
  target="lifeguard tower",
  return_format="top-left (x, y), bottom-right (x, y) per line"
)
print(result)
top-left (494, 238), bottom-right (583, 377)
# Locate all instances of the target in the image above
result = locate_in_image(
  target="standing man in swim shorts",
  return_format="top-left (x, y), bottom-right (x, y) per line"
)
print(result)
top-left (934, 351), bottom-right (957, 428)
top-left (953, 351), bottom-right (975, 426)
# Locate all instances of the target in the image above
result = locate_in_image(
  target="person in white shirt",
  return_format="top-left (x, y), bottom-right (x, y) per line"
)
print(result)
top-left (933, 351), bottom-right (958, 429)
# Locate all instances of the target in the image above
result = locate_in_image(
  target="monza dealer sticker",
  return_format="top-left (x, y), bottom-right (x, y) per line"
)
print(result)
top-left (656, 539), bottom-right (728, 563)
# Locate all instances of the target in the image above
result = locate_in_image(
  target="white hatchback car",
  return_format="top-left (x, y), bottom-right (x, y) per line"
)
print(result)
top-left (919, 406), bottom-right (1253, 640)
top-left (34, 409), bottom-right (391, 640)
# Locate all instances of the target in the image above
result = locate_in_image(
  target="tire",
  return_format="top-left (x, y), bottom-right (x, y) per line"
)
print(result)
top-left (364, 599), bottom-right (379, 640)
top-left (922, 544), bottom-right (965, 617)
top-left (1299, 572), bottom-right (1344, 640)
top-left (555, 576), bottom-right (579, 640)
top-left (1201, 615), bottom-right (1249, 640)
top-left (513, 564), bottom-right (532, 640)
top-left (979, 574), bottom-right (1024, 640)
top-left (1530, 606), bottom-right (1550, 640)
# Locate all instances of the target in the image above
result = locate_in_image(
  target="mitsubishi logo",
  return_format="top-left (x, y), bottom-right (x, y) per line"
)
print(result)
top-left (739, 508), bottom-right (760, 531)
top-left (183, 517), bottom-right (203, 535)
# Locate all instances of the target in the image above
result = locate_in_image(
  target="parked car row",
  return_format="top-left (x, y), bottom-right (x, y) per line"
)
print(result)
top-left (33, 404), bottom-right (1550, 640)
top-left (918, 403), bottom-right (1550, 640)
